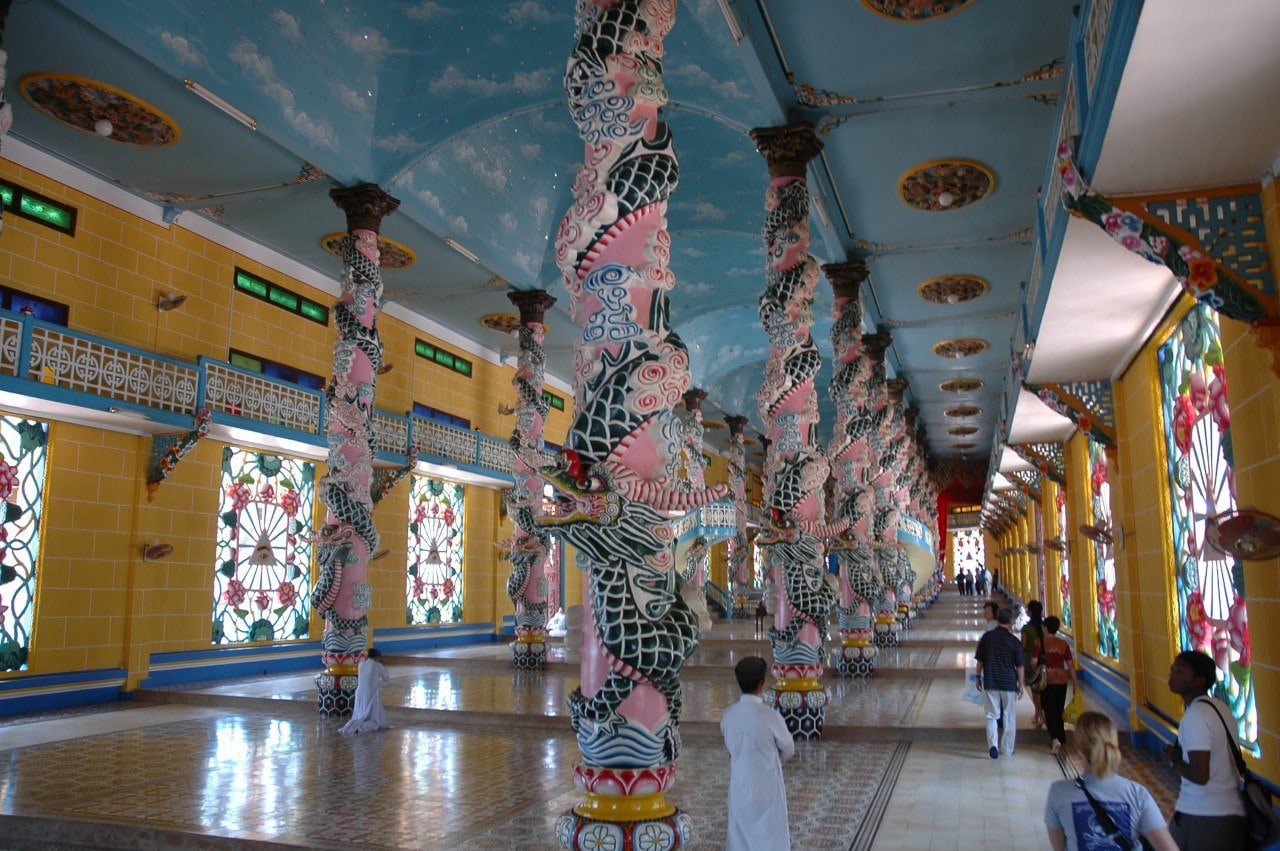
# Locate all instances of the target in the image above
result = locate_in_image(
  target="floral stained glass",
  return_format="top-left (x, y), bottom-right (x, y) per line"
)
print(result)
top-left (212, 448), bottom-right (314, 644)
top-left (1088, 437), bottom-right (1119, 659)
top-left (1057, 490), bottom-right (1071, 629)
top-left (1158, 304), bottom-right (1256, 749)
top-left (952, 528), bottom-right (984, 578)
top-left (407, 476), bottom-right (464, 625)
top-left (0, 417), bottom-right (48, 672)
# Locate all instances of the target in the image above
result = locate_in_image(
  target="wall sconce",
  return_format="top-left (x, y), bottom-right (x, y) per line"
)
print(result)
top-left (143, 541), bottom-right (173, 561)
top-left (1079, 521), bottom-right (1129, 550)
top-left (156, 292), bottom-right (187, 312)
top-left (107, 405), bottom-right (152, 421)
top-left (377, 361), bottom-right (394, 375)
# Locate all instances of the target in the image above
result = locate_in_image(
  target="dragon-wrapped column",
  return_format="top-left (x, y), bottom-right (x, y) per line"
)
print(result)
top-left (548, 2), bottom-right (725, 848)
top-left (858, 332), bottom-right (899, 648)
top-left (678, 388), bottom-right (712, 632)
top-left (314, 184), bottom-right (399, 716)
top-left (882, 378), bottom-right (912, 635)
top-left (506, 289), bottom-right (557, 671)
top-left (749, 121), bottom-right (835, 740)
top-left (725, 414), bottom-right (751, 618)
top-left (823, 260), bottom-right (878, 678)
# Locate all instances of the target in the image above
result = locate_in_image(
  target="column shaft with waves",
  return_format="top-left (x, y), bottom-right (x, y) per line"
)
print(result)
top-left (548, 3), bottom-right (724, 848)
top-left (750, 122), bottom-right (835, 740)
top-left (507, 289), bottom-right (557, 670)
top-left (858, 333), bottom-right (898, 647)
top-left (314, 184), bottom-right (399, 716)
top-left (725, 414), bottom-right (750, 617)
top-left (823, 261), bottom-right (878, 677)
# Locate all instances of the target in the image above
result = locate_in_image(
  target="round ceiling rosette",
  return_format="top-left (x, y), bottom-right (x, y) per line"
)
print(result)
top-left (899, 159), bottom-right (994, 212)
top-left (933, 338), bottom-right (988, 359)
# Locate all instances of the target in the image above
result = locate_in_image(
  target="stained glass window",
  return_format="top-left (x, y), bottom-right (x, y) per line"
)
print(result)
top-left (1158, 304), bottom-right (1256, 749)
top-left (0, 417), bottom-right (48, 672)
top-left (407, 476), bottom-right (464, 625)
top-left (1087, 437), bottom-right (1119, 659)
top-left (212, 448), bottom-right (314, 644)
top-left (752, 542), bottom-right (765, 588)
top-left (1057, 490), bottom-right (1071, 629)
top-left (952, 528), bottom-right (984, 577)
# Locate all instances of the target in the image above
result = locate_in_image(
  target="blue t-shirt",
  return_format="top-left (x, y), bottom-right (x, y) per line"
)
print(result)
top-left (975, 627), bottom-right (1023, 691)
top-left (1044, 773), bottom-right (1166, 849)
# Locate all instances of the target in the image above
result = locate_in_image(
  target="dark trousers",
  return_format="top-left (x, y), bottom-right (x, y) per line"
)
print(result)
top-left (1041, 683), bottom-right (1068, 743)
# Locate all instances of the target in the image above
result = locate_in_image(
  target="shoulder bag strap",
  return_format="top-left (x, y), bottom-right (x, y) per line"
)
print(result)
top-left (1074, 778), bottom-right (1135, 851)
top-left (1036, 625), bottom-right (1046, 665)
top-left (1196, 696), bottom-right (1249, 780)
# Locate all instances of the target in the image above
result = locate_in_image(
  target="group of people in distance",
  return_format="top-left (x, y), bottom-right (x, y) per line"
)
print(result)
top-left (955, 565), bottom-right (989, 596)
top-left (974, 594), bottom-right (1251, 850)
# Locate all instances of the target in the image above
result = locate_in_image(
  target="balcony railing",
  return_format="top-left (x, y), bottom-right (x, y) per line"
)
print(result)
top-left (0, 310), bottom-right (516, 483)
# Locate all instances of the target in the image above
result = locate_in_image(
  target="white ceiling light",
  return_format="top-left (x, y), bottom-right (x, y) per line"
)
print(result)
top-left (94, 118), bottom-right (113, 136)
top-left (444, 237), bottom-right (481, 265)
top-left (184, 78), bottom-right (258, 131)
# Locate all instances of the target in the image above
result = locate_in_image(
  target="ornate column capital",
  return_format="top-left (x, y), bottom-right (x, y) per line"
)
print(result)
top-left (904, 407), bottom-right (919, 429)
top-left (887, 378), bottom-right (909, 403)
top-left (682, 387), bottom-right (708, 413)
top-left (726, 415), bottom-right (749, 437)
top-left (329, 183), bottom-right (400, 234)
top-left (508, 289), bottom-right (557, 325)
top-left (862, 332), bottom-right (892, 363)
top-left (749, 122), bottom-right (823, 179)
top-left (822, 260), bottom-right (870, 301)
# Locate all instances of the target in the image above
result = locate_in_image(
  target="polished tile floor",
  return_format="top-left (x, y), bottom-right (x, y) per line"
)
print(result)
top-left (0, 591), bottom-right (1177, 849)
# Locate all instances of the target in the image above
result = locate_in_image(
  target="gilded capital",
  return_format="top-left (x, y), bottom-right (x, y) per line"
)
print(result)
top-left (823, 260), bottom-right (870, 301)
top-left (682, 387), bottom-right (708, 413)
top-left (726, 414), bottom-right (749, 437)
top-left (749, 122), bottom-right (823, 179)
top-left (508, 289), bottom-right (557, 325)
top-left (862, 332), bottom-right (892, 362)
top-left (330, 184), bottom-right (400, 234)
top-left (887, 378), bottom-right (909, 403)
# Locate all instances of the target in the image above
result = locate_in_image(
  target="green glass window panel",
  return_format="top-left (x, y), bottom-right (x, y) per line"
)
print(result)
top-left (0, 186), bottom-right (14, 208)
top-left (235, 271), bottom-right (269, 298)
top-left (268, 287), bottom-right (299, 311)
top-left (299, 300), bottom-right (327, 323)
top-left (435, 351), bottom-right (455, 368)
top-left (229, 352), bottom-right (262, 372)
top-left (415, 340), bottom-right (435, 360)
top-left (18, 196), bottom-right (71, 229)
top-left (455, 358), bottom-right (471, 376)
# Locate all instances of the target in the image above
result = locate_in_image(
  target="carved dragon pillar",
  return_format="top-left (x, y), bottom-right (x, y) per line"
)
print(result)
top-left (858, 332), bottom-right (898, 648)
top-left (677, 388), bottom-right (711, 632)
top-left (880, 376), bottom-right (911, 639)
top-left (506, 289), bottom-right (557, 671)
top-left (750, 121), bottom-right (836, 740)
top-left (823, 260), bottom-right (878, 677)
top-left (725, 414), bottom-right (750, 618)
top-left (313, 184), bottom-right (399, 716)
top-left (548, 3), bottom-right (724, 848)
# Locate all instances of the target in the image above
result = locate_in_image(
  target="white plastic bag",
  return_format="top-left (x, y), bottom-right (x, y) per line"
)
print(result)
top-left (962, 671), bottom-right (982, 706)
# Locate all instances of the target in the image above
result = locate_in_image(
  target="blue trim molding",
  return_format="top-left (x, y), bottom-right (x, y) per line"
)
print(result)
top-left (0, 668), bottom-right (127, 717)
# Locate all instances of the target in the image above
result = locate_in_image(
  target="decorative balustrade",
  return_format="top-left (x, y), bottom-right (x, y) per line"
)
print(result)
top-left (0, 308), bottom-right (517, 483)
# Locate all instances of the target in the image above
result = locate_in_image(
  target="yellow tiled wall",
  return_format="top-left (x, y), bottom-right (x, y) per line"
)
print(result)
top-left (0, 156), bottom-right (581, 688)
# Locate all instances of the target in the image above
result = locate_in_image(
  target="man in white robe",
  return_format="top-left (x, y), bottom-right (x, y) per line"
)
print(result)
top-left (339, 647), bottom-right (391, 734)
top-left (721, 655), bottom-right (795, 851)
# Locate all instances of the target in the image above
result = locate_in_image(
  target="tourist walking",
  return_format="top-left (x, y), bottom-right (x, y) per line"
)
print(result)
top-left (975, 607), bottom-right (1024, 758)
top-left (1036, 616), bottom-right (1077, 754)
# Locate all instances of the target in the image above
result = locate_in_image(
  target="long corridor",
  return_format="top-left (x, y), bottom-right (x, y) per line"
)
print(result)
top-left (0, 590), bottom-right (1178, 849)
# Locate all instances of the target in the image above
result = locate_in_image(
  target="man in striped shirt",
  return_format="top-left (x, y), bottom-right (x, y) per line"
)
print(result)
top-left (975, 607), bottom-right (1025, 759)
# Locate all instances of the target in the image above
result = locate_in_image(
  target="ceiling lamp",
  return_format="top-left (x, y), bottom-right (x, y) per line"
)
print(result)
top-left (937, 191), bottom-right (955, 208)
top-left (94, 118), bottom-right (113, 137)
top-left (444, 237), bottom-right (481, 264)
top-left (184, 78), bottom-right (257, 130)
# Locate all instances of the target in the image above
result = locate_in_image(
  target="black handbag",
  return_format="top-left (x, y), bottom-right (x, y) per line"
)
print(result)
top-left (1074, 777), bottom-right (1156, 851)
top-left (1198, 698), bottom-right (1280, 849)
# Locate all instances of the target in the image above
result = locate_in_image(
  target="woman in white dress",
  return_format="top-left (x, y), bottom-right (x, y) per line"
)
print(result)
top-left (339, 648), bottom-right (391, 734)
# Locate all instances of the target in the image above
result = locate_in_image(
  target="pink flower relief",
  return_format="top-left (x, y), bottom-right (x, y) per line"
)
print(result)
top-left (276, 581), bottom-right (297, 607)
top-left (258, 484), bottom-right (275, 502)
top-left (1148, 235), bottom-right (1169, 256)
top-left (1228, 594), bottom-right (1251, 667)
top-left (412, 575), bottom-right (426, 599)
top-left (1186, 590), bottom-right (1210, 653)
top-left (254, 591), bottom-right (271, 611)
top-left (228, 483), bottom-right (252, 513)
top-left (442, 506), bottom-right (455, 526)
top-left (1119, 233), bottom-right (1142, 251)
top-left (279, 489), bottom-right (300, 517)
top-left (414, 503), bottom-right (427, 523)
top-left (1101, 210), bottom-right (1127, 235)
top-left (1172, 394), bottom-right (1197, 455)
top-left (1209, 365), bottom-right (1230, 432)
top-left (223, 578), bottom-right (247, 607)
top-left (0, 459), bottom-right (18, 502)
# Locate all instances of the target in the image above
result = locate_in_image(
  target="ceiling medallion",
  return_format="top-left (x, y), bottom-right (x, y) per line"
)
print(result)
top-left (898, 159), bottom-right (994, 212)
top-left (932, 337), bottom-right (988, 359)
top-left (860, 0), bottom-right (976, 21)
top-left (702, 419), bottom-right (726, 430)
top-left (321, 233), bottom-right (417, 269)
top-left (950, 442), bottom-right (977, 450)
top-left (743, 437), bottom-right (758, 445)
top-left (939, 377), bottom-right (984, 393)
top-left (919, 275), bottom-right (988, 305)
top-left (948, 426), bottom-right (979, 436)
top-left (480, 313), bottom-right (523, 334)
top-left (944, 405), bottom-right (982, 418)
top-left (20, 73), bottom-right (179, 146)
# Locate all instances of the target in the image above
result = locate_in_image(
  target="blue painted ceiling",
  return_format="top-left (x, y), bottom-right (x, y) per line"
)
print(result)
top-left (8, 0), bottom-right (1080, 462)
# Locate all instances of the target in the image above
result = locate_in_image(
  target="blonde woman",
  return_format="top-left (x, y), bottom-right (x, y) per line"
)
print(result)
top-left (1044, 711), bottom-right (1177, 850)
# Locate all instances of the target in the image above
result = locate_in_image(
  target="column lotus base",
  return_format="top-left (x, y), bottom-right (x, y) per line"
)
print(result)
top-left (315, 666), bottom-right (358, 717)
